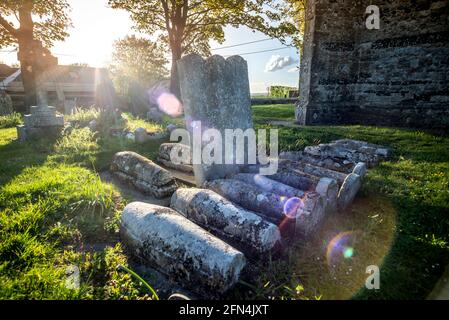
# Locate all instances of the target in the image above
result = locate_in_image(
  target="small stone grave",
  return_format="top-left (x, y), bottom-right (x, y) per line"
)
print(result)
top-left (17, 104), bottom-right (64, 141)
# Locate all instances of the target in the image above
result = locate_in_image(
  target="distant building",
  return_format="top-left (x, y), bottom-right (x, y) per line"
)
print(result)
top-left (0, 62), bottom-right (116, 113)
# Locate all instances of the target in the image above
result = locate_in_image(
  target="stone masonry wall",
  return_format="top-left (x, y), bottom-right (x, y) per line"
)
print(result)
top-left (297, 0), bottom-right (449, 128)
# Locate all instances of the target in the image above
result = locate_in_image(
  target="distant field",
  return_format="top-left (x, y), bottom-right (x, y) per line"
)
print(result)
top-left (251, 104), bottom-right (295, 122)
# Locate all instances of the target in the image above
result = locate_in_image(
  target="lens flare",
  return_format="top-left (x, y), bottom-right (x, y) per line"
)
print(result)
top-left (343, 247), bottom-right (354, 258)
top-left (326, 231), bottom-right (355, 267)
top-left (156, 92), bottom-right (183, 116)
top-left (283, 197), bottom-right (303, 219)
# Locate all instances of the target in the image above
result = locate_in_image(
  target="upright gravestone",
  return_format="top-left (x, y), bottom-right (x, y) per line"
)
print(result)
top-left (0, 90), bottom-right (13, 116)
top-left (16, 77), bottom-right (64, 141)
top-left (177, 54), bottom-right (253, 186)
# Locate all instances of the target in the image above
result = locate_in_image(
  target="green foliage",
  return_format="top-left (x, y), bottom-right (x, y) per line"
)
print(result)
top-left (282, 0), bottom-right (306, 48)
top-left (0, 0), bottom-right (72, 48)
top-left (0, 112), bottom-right (22, 128)
top-left (268, 86), bottom-right (298, 98)
top-left (65, 108), bottom-right (100, 128)
top-left (109, 35), bottom-right (169, 96)
top-left (121, 112), bottom-right (164, 133)
top-left (108, 0), bottom-right (301, 95)
top-left (54, 127), bottom-right (99, 166)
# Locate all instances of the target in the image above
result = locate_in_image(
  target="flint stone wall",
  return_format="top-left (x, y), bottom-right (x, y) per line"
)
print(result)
top-left (297, 0), bottom-right (449, 128)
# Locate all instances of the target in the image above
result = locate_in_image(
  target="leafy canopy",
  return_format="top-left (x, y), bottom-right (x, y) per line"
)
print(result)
top-left (109, 35), bottom-right (169, 95)
top-left (108, 0), bottom-right (301, 57)
top-left (0, 0), bottom-right (72, 48)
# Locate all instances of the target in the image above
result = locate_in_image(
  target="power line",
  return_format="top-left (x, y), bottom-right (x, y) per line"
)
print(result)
top-left (224, 46), bottom-right (295, 57)
top-left (211, 38), bottom-right (272, 51)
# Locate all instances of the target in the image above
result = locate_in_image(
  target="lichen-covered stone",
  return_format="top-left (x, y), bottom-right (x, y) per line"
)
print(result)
top-left (332, 139), bottom-right (391, 159)
top-left (280, 150), bottom-right (356, 173)
top-left (134, 127), bottom-right (148, 143)
top-left (120, 202), bottom-right (246, 295)
top-left (232, 173), bottom-right (306, 199)
top-left (337, 173), bottom-right (362, 210)
top-left (111, 151), bottom-right (177, 198)
top-left (204, 178), bottom-right (287, 224)
top-left (0, 90), bottom-right (13, 116)
top-left (304, 144), bottom-right (379, 168)
top-left (17, 105), bottom-right (64, 141)
top-left (204, 178), bottom-right (326, 237)
top-left (242, 165), bottom-right (338, 214)
top-left (277, 159), bottom-right (361, 211)
top-left (157, 143), bottom-right (193, 173)
top-left (170, 188), bottom-right (281, 255)
top-left (177, 54), bottom-right (253, 186)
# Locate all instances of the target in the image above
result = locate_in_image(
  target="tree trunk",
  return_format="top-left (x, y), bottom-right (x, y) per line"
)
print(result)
top-left (18, 40), bottom-right (37, 109)
top-left (169, 41), bottom-right (182, 99)
top-left (17, 3), bottom-right (37, 110)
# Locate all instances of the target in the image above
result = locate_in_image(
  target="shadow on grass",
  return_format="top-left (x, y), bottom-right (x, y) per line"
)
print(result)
top-left (256, 123), bottom-right (449, 299)
top-left (0, 130), bottom-right (57, 187)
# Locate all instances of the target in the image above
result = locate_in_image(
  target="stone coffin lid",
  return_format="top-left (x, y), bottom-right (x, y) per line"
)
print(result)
top-left (177, 54), bottom-right (253, 186)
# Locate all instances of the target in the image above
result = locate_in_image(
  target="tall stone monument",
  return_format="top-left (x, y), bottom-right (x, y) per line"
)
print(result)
top-left (177, 54), bottom-right (253, 186)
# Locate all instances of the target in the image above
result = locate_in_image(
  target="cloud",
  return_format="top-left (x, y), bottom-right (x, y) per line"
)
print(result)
top-left (264, 55), bottom-right (298, 72)
top-left (287, 67), bottom-right (299, 73)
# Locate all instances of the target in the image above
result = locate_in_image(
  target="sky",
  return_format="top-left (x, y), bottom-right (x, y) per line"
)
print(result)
top-left (0, 0), bottom-right (299, 94)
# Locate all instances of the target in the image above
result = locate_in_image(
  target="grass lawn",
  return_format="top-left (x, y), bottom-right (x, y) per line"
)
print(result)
top-left (0, 104), bottom-right (448, 299)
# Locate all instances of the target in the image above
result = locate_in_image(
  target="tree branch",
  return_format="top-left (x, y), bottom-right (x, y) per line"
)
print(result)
top-left (0, 14), bottom-right (19, 38)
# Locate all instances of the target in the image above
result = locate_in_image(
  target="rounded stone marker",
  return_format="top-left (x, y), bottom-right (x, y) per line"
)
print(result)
top-left (171, 188), bottom-right (281, 255)
top-left (337, 173), bottom-right (362, 210)
top-left (120, 202), bottom-right (246, 294)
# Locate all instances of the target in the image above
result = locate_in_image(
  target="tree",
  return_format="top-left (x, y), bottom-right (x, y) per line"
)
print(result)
top-left (0, 0), bottom-right (71, 107)
top-left (109, 35), bottom-right (168, 96)
top-left (282, 0), bottom-right (305, 48)
top-left (108, 0), bottom-right (300, 98)
top-left (281, 0), bottom-right (306, 89)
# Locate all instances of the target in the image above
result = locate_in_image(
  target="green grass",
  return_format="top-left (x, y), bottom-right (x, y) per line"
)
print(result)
top-left (65, 107), bottom-right (99, 127)
top-left (236, 104), bottom-right (449, 300)
top-left (0, 112), bottom-right (23, 129)
top-left (252, 104), bottom-right (295, 122)
top-left (0, 103), bottom-right (448, 300)
top-left (0, 125), bottom-right (163, 299)
top-left (121, 112), bottom-right (164, 133)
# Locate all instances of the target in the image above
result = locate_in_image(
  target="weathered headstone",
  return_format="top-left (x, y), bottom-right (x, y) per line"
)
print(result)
top-left (134, 127), bottom-right (148, 144)
top-left (276, 159), bottom-right (361, 210)
top-left (0, 90), bottom-right (13, 116)
top-left (111, 151), bottom-right (177, 198)
top-left (121, 202), bottom-right (246, 295)
top-left (64, 99), bottom-right (76, 115)
top-left (204, 178), bottom-right (326, 236)
top-left (171, 188), bottom-right (281, 255)
top-left (17, 105), bottom-right (64, 141)
top-left (157, 142), bottom-right (193, 173)
top-left (177, 54), bottom-right (253, 186)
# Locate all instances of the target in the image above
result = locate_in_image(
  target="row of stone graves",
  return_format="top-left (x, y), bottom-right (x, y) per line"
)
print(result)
top-left (111, 54), bottom-right (392, 298)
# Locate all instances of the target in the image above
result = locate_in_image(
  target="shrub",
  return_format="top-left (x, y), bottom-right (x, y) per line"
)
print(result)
top-left (66, 107), bottom-right (99, 127)
top-left (0, 112), bottom-right (22, 129)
